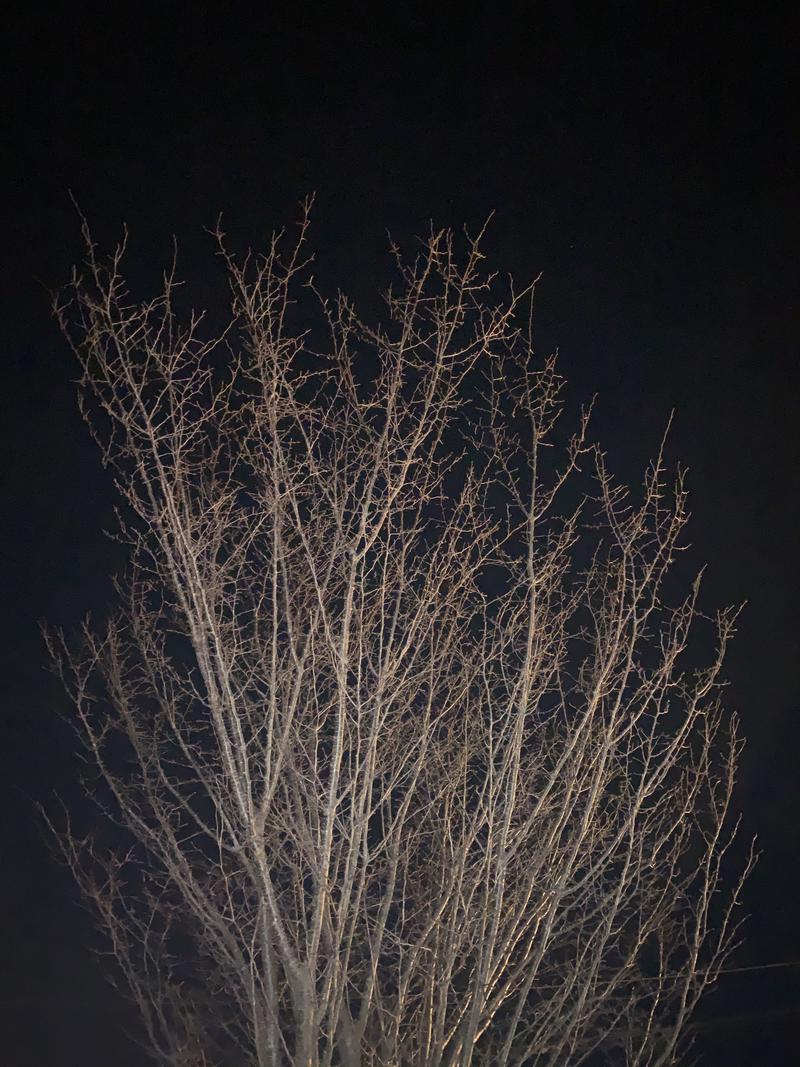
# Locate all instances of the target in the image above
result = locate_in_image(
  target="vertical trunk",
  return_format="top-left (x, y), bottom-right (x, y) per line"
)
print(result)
top-left (335, 1013), bottom-right (362, 1067)
top-left (290, 966), bottom-right (316, 1067)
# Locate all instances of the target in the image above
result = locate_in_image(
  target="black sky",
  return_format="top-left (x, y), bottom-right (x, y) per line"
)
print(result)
top-left (2, 5), bottom-right (798, 1064)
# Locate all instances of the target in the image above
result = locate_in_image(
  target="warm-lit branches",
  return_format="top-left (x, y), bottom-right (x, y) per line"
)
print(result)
top-left (48, 207), bottom-right (752, 1067)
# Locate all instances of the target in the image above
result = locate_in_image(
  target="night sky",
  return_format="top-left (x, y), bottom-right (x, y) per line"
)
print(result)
top-left (2, 6), bottom-right (798, 1064)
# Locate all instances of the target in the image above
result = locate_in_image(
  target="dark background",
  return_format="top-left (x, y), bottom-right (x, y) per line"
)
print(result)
top-left (2, 4), bottom-right (797, 1064)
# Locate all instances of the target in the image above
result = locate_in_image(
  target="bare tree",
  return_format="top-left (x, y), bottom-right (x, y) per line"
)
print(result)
top-left (48, 205), bottom-right (752, 1067)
